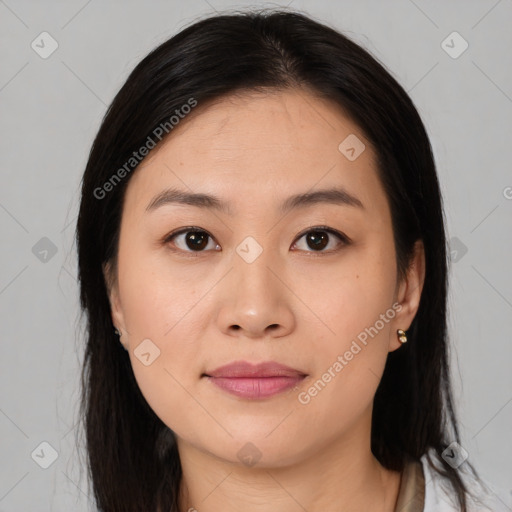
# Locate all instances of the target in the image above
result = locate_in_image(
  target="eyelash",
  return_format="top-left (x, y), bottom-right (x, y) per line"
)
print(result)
top-left (163, 225), bottom-right (351, 256)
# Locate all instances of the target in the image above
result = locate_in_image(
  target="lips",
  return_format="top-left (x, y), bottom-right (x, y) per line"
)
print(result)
top-left (204, 360), bottom-right (307, 378)
top-left (203, 360), bottom-right (307, 399)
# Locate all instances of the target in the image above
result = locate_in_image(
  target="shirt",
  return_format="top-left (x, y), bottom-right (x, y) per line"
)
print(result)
top-left (394, 450), bottom-right (511, 512)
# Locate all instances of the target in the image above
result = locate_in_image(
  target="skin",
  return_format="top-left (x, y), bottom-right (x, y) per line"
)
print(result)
top-left (104, 88), bottom-right (425, 512)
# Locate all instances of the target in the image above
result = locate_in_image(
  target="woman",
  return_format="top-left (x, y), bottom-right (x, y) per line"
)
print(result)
top-left (75, 9), bottom-right (507, 512)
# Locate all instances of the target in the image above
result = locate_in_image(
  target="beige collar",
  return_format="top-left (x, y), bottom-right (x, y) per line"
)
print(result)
top-left (394, 457), bottom-right (425, 512)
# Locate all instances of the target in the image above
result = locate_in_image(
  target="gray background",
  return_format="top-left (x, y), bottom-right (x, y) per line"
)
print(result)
top-left (1, 0), bottom-right (511, 510)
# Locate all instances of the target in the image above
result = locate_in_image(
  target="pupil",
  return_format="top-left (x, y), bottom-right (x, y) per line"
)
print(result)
top-left (308, 231), bottom-right (328, 250)
top-left (186, 231), bottom-right (208, 251)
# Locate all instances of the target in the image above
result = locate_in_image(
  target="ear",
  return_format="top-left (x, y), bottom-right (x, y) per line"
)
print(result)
top-left (388, 239), bottom-right (426, 352)
top-left (103, 261), bottom-right (127, 338)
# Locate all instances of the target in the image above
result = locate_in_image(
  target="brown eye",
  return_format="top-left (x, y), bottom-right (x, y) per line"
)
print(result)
top-left (305, 231), bottom-right (329, 250)
top-left (165, 228), bottom-right (219, 252)
top-left (183, 231), bottom-right (209, 251)
top-left (293, 227), bottom-right (349, 253)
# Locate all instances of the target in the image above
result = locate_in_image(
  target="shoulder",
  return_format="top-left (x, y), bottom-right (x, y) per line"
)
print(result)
top-left (420, 449), bottom-right (511, 512)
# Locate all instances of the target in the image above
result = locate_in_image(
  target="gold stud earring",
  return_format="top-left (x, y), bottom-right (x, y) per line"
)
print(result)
top-left (397, 329), bottom-right (408, 344)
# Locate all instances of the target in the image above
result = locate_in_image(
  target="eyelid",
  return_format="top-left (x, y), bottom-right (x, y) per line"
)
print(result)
top-left (163, 226), bottom-right (214, 243)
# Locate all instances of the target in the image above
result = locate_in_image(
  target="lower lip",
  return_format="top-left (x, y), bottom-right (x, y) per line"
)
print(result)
top-left (205, 375), bottom-right (305, 399)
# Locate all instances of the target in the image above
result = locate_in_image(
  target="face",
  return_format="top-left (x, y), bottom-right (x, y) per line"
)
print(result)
top-left (105, 88), bottom-right (424, 468)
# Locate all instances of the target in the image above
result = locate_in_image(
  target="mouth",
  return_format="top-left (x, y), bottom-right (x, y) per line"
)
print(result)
top-left (202, 360), bottom-right (308, 399)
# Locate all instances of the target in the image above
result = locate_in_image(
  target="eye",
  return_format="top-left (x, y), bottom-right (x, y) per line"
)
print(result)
top-left (292, 226), bottom-right (350, 253)
top-left (164, 227), bottom-right (220, 253)
top-left (164, 225), bottom-right (350, 255)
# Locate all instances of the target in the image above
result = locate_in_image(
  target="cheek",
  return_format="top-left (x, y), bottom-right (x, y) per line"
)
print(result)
top-left (297, 246), bottom-right (396, 413)
top-left (124, 297), bottom-right (205, 440)
top-left (121, 269), bottom-right (202, 381)
top-left (296, 286), bottom-right (395, 438)
top-left (118, 249), bottom-right (202, 338)
top-left (117, 253), bottom-right (209, 427)
top-left (306, 247), bottom-right (396, 350)
top-left (129, 354), bottom-right (200, 443)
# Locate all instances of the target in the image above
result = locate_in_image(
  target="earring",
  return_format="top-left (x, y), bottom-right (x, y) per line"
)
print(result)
top-left (397, 329), bottom-right (408, 344)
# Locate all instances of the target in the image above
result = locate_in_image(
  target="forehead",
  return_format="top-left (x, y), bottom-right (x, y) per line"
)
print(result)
top-left (152, 88), bottom-right (367, 159)
top-left (123, 88), bottom-right (387, 219)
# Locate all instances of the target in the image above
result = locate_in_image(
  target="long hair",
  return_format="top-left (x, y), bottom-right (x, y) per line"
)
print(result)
top-left (75, 8), bottom-right (480, 511)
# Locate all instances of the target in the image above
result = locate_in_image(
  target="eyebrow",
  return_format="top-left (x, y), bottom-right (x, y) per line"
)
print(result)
top-left (145, 186), bottom-right (364, 215)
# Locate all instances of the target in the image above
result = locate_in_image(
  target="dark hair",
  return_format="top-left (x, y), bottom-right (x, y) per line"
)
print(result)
top-left (75, 8), bottom-right (482, 511)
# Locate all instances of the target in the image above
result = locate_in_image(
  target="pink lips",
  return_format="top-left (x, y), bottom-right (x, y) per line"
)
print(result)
top-left (203, 360), bottom-right (307, 399)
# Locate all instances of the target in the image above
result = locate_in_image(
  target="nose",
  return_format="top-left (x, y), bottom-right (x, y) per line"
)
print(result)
top-left (215, 248), bottom-right (296, 339)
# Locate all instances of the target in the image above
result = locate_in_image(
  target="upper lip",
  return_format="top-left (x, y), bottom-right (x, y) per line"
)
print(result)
top-left (204, 360), bottom-right (307, 378)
